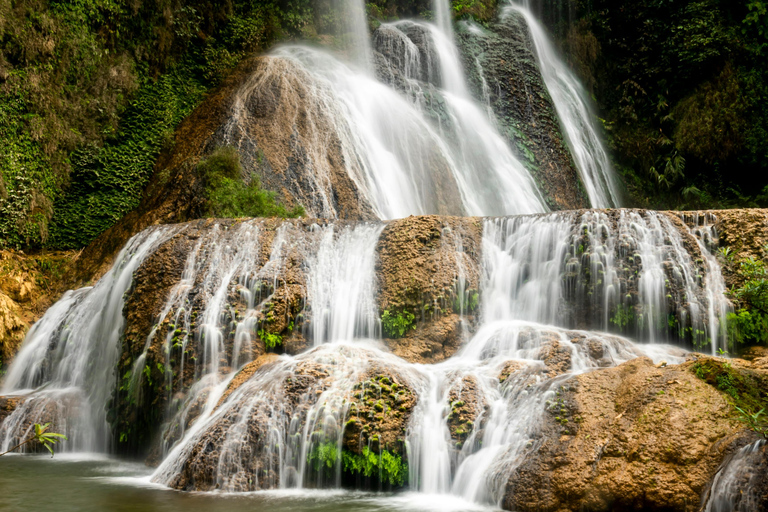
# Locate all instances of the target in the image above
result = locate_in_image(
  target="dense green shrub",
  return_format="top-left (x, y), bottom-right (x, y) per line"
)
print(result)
top-left (198, 147), bottom-right (304, 219)
top-left (540, 0), bottom-right (768, 209)
top-left (727, 255), bottom-right (768, 347)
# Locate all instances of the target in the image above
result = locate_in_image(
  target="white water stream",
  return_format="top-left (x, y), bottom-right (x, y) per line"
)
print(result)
top-left (508, 1), bottom-right (621, 208)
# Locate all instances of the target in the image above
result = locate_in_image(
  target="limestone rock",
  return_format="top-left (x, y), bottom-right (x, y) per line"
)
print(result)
top-left (503, 357), bottom-right (746, 512)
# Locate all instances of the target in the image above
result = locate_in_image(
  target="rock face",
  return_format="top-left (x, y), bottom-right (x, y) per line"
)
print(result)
top-left (205, 57), bottom-right (377, 221)
top-left (376, 216), bottom-right (482, 363)
top-left (502, 356), bottom-right (762, 512)
top-left (457, 12), bottom-right (589, 211)
top-left (680, 209), bottom-right (768, 290)
top-left (97, 208), bottom-right (761, 458)
top-left (0, 250), bottom-right (76, 367)
top-left (112, 215), bottom-right (479, 457)
top-left (163, 345), bottom-right (417, 492)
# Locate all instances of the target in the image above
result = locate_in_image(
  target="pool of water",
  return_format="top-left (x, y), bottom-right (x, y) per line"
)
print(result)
top-left (0, 455), bottom-right (498, 512)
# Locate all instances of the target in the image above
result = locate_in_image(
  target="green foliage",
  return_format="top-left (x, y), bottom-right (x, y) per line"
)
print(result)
top-left (727, 256), bottom-right (768, 346)
top-left (381, 309), bottom-right (416, 338)
top-left (0, 423), bottom-right (67, 457)
top-left (0, 0), bottom-right (315, 250)
top-left (308, 441), bottom-right (341, 475)
top-left (450, 0), bottom-right (497, 23)
top-left (32, 423), bottom-right (68, 457)
top-left (258, 329), bottom-right (283, 349)
top-left (307, 442), bottom-right (408, 487)
top-left (734, 406), bottom-right (768, 438)
top-left (558, 0), bottom-right (768, 209)
top-left (342, 446), bottom-right (408, 487)
top-left (692, 358), bottom-right (768, 437)
top-left (50, 69), bottom-right (207, 248)
top-left (199, 147), bottom-right (304, 219)
top-left (610, 303), bottom-right (634, 329)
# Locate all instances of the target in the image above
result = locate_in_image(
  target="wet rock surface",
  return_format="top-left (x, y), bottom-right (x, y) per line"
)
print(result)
top-left (503, 356), bottom-right (758, 512)
top-left (376, 216), bottom-right (482, 363)
top-left (457, 12), bottom-right (588, 211)
top-left (166, 349), bottom-right (417, 492)
top-left (0, 250), bottom-right (77, 367)
top-left (0, 396), bottom-right (21, 425)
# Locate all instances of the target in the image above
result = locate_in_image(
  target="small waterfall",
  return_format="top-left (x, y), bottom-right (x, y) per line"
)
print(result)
top-left (304, 224), bottom-right (383, 346)
top-left (474, 211), bottom-right (728, 347)
top-left (269, 42), bottom-right (546, 219)
top-left (680, 212), bottom-right (732, 354)
top-left (705, 439), bottom-right (767, 512)
top-left (151, 221), bottom-right (393, 490)
top-left (0, 226), bottom-right (180, 453)
top-left (507, 3), bottom-right (621, 208)
top-left (338, 0), bottom-right (373, 72)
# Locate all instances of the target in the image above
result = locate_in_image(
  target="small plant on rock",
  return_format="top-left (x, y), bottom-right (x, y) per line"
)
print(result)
top-left (381, 310), bottom-right (416, 338)
top-left (0, 423), bottom-right (67, 457)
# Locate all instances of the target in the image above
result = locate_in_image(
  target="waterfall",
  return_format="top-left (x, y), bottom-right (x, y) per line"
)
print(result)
top-left (0, 211), bottom-right (729, 504)
top-left (507, 2), bottom-right (621, 208)
top-left (0, 226), bottom-right (181, 453)
top-left (705, 439), bottom-right (767, 512)
top-left (680, 212), bottom-right (732, 355)
top-left (304, 224), bottom-right (383, 346)
top-left (338, 0), bottom-right (373, 72)
top-left (0, 0), bottom-right (742, 508)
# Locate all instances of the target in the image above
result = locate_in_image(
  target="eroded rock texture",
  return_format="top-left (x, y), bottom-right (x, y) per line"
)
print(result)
top-left (503, 356), bottom-right (762, 512)
top-left (377, 216), bottom-right (482, 363)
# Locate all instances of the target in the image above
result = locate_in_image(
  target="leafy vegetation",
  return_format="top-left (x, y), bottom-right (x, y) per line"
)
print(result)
top-left (198, 147), bottom-right (304, 219)
top-left (541, 0), bottom-right (768, 209)
top-left (0, 0), bottom-right (317, 250)
top-left (0, 423), bottom-right (67, 457)
top-left (308, 442), bottom-right (408, 487)
top-left (258, 328), bottom-right (284, 349)
top-left (609, 303), bottom-right (635, 330)
top-left (342, 446), bottom-right (408, 486)
top-left (692, 358), bottom-right (768, 437)
top-left (381, 309), bottom-right (416, 338)
top-left (727, 254), bottom-right (768, 347)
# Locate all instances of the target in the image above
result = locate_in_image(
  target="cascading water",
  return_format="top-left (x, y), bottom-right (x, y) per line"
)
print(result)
top-left (0, 210), bottom-right (732, 506)
top-left (0, 1), bottom-right (747, 510)
top-left (0, 226), bottom-right (180, 453)
top-left (704, 439), bottom-right (767, 512)
top-left (506, 1), bottom-right (621, 208)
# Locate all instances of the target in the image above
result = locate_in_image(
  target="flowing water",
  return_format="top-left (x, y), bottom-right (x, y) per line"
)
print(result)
top-left (508, 2), bottom-right (621, 208)
top-left (0, 1), bottom-right (744, 511)
top-left (0, 226), bottom-right (181, 453)
top-left (704, 439), bottom-right (767, 512)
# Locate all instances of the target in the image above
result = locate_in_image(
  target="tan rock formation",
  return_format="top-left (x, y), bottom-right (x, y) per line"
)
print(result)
top-left (503, 356), bottom-right (757, 512)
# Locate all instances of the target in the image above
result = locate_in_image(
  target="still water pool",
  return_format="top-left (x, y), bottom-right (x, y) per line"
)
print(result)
top-left (0, 455), bottom-right (497, 512)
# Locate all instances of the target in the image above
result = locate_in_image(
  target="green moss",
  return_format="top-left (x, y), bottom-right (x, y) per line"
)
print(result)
top-left (692, 358), bottom-right (768, 437)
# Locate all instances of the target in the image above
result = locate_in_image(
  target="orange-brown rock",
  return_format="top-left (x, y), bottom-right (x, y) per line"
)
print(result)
top-left (503, 356), bottom-right (750, 512)
top-left (377, 216), bottom-right (482, 363)
top-left (0, 250), bottom-right (77, 366)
